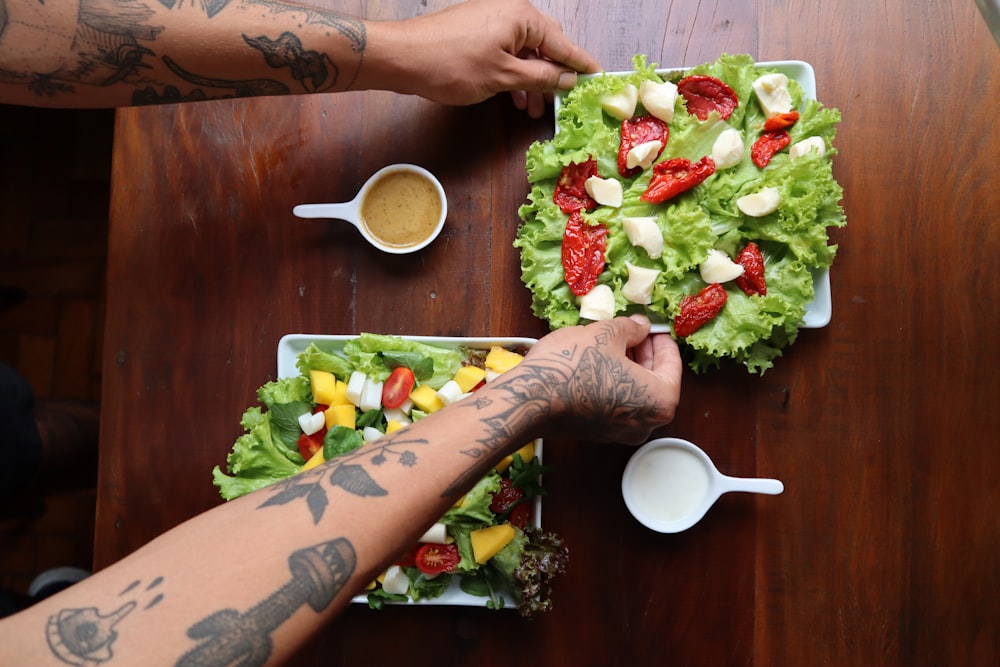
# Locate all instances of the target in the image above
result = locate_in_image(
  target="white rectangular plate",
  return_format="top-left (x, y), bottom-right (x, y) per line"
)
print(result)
top-left (277, 333), bottom-right (542, 608)
top-left (554, 59), bottom-right (831, 331)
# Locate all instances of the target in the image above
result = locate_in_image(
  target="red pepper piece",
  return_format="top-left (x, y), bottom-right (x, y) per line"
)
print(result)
top-left (677, 75), bottom-right (739, 120)
top-left (751, 130), bottom-right (791, 168)
top-left (734, 242), bottom-right (767, 296)
top-left (674, 283), bottom-right (728, 337)
top-left (640, 156), bottom-right (716, 204)
top-left (617, 115), bottom-right (669, 178)
top-left (553, 158), bottom-right (599, 213)
top-left (763, 110), bottom-right (800, 132)
top-left (561, 211), bottom-right (608, 296)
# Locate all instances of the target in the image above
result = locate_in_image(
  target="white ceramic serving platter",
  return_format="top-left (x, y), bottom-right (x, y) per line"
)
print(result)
top-left (277, 333), bottom-right (542, 608)
top-left (553, 60), bottom-right (831, 330)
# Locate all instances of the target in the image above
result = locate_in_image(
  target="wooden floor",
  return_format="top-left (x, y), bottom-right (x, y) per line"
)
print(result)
top-left (0, 105), bottom-right (114, 611)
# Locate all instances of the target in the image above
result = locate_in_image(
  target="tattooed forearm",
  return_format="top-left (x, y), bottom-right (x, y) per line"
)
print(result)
top-left (244, 0), bottom-right (365, 53)
top-left (177, 538), bottom-right (355, 667)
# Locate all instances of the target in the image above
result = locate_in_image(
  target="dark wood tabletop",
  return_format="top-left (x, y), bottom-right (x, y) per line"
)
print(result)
top-left (96, 1), bottom-right (1000, 664)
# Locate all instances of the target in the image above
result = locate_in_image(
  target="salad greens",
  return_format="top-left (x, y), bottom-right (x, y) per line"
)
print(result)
top-left (515, 54), bottom-right (846, 374)
top-left (212, 333), bottom-right (568, 617)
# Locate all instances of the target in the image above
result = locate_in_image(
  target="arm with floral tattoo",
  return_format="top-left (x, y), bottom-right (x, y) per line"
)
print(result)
top-left (0, 316), bottom-right (680, 666)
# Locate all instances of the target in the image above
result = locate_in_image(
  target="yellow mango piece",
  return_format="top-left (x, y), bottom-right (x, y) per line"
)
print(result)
top-left (470, 523), bottom-right (516, 564)
top-left (309, 370), bottom-right (338, 406)
top-left (452, 365), bottom-right (487, 393)
top-left (386, 419), bottom-right (406, 434)
top-left (328, 379), bottom-right (351, 406)
top-left (485, 346), bottom-right (524, 373)
top-left (301, 447), bottom-right (325, 471)
top-left (325, 404), bottom-right (356, 429)
top-left (365, 579), bottom-right (377, 590)
top-left (495, 441), bottom-right (536, 473)
top-left (409, 385), bottom-right (444, 413)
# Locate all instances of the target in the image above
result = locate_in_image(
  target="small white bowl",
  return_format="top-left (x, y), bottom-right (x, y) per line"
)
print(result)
top-left (622, 437), bottom-right (783, 533)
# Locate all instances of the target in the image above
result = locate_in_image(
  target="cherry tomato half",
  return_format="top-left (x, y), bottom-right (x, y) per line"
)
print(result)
top-left (381, 367), bottom-right (416, 409)
top-left (490, 477), bottom-right (524, 514)
top-left (509, 503), bottom-right (532, 530)
top-left (414, 543), bottom-right (461, 575)
top-left (297, 431), bottom-right (324, 460)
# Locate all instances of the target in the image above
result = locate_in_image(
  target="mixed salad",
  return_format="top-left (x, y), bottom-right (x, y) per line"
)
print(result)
top-left (515, 54), bottom-right (846, 374)
top-left (212, 334), bottom-right (568, 617)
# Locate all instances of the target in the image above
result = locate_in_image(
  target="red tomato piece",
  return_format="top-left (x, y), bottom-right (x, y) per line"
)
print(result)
top-left (751, 130), bottom-right (791, 168)
top-left (490, 477), bottom-right (524, 514)
top-left (381, 367), bottom-right (416, 409)
top-left (763, 110), bottom-right (800, 132)
top-left (561, 211), bottom-right (608, 296)
top-left (414, 543), bottom-right (461, 575)
top-left (617, 115), bottom-right (669, 178)
top-left (674, 283), bottom-right (728, 337)
top-left (297, 430), bottom-right (324, 460)
top-left (553, 158), bottom-right (599, 213)
top-left (509, 503), bottom-right (532, 530)
top-left (395, 544), bottom-right (419, 568)
top-left (735, 242), bottom-right (767, 296)
top-left (677, 75), bottom-right (739, 120)
top-left (640, 156), bottom-right (716, 204)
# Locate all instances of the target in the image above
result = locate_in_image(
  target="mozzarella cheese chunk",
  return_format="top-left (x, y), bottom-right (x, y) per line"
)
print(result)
top-left (737, 186), bottom-right (782, 217)
top-left (418, 522), bottom-right (450, 544)
top-left (435, 380), bottom-right (464, 406)
top-left (622, 263), bottom-right (660, 305)
top-left (639, 79), bottom-right (678, 122)
top-left (699, 249), bottom-right (745, 284)
top-left (585, 175), bottom-right (623, 208)
top-left (752, 73), bottom-right (793, 118)
top-left (789, 136), bottom-right (826, 160)
top-left (621, 216), bottom-right (663, 259)
top-left (578, 284), bottom-right (615, 321)
top-left (359, 378), bottom-right (384, 412)
top-left (345, 371), bottom-right (367, 407)
top-left (711, 127), bottom-right (745, 170)
top-left (601, 83), bottom-right (638, 121)
top-left (626, 140), bottom-right (663, 171)
top-left (381, 565), bottom-right (409, 595)
top-left (362, 426), bottom-right (384, 442)
top-left (297, 411), bottom-right (325, 436)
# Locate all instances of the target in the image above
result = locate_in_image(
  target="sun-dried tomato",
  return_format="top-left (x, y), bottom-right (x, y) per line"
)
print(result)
top-left (553, 159), bottom-right (599, 213)
top-left (617, 115), bottom-right (669, 178)
top-left (561, 211), bottom-right (607, 296)
top-left (640, 156), bottom-right (716, 204)
top-left (735, 242), bottom-right (767, 296)
top-left (763, 111), bottom-right (800, 132)
top-left (674, 283), bottom-right (728, 337)
top-left (751, 130), bottom-right (791, 168)
top-left (677, 75), bottom-right (739, 120)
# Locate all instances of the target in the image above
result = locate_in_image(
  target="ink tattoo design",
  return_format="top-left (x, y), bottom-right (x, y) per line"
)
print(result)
top-left (178, 538), bottom-right (356, 667)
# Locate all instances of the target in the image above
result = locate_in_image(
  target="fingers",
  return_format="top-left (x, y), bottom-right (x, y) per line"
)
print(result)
top-left (520, 6), bottom-right (602, 75)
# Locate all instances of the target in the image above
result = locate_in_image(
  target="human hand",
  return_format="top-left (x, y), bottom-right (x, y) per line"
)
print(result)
top-left (510, 315), bottom-right (683, 445)
top-left (366, 0), bottom-right (602, 118)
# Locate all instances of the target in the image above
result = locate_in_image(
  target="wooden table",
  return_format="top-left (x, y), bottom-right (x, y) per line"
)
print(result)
top-left (97, 1), bottom-right (1000, 664)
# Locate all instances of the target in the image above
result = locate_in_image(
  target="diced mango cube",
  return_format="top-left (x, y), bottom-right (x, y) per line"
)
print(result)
top-left (495, 441), bottom-right (537, 473)
top-left (409, 385), bottom-right (444, 413)
top-left (328, 379), bottom-right (351, 406)
top-left (301, 447), bottom-right (326, 471)
top-left (485, 346), bottom-right (524, 373)
top-left (470, 523), bottom-right (516, 564)
top-left (325, 404), bottom-right (356, 429)
top-left (453, 365), bottom-right (487, 393)
top-left (309, 370), bottom-right (338, 406)
top-left (386, 419), bottom-right (406, 434)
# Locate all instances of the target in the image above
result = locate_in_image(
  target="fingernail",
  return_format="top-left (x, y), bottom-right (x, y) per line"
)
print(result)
top-left (557, 71), bottom-right (577, 90)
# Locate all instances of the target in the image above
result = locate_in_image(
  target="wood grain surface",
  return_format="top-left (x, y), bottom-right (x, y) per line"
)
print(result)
top-left (97, 1), bottom-right (999, 664)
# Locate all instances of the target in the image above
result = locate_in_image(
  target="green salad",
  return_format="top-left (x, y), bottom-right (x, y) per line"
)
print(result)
top-left (213, 334), bottom-right (568, 617)
top-left (515, 54), bottom-right (845, 373)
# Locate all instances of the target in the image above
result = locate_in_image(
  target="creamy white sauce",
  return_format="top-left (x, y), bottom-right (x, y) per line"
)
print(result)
top-left (629, 447), bottom-right (710, 522)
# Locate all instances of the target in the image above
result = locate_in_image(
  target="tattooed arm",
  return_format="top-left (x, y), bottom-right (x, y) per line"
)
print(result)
top-left (0, 0), bottom-right (599, 115)
top-left (0, 316), bottom-right (679, 666)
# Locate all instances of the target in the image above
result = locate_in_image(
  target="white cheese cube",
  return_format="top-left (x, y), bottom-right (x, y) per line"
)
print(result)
top-left (601, 83), bottom-right (638, 121)
top-left (621, 216), bottom-right (664, 259)
top-left (752, 73), bottom-right (793, 118)
top-left (297, 411), bottom-right (325, 436)
top-left (585, 175), bottom-right (623, 208)
top-left (789, 136), bottom-right (826, 160)
top-left (626, 140), bottom-right (663, 171)
top-left (639, 79), bottom-right (677, 123)
top-left (418, 522), bottom-right (450, 544)
top-left (435, 380), bottom-right (464, 406)
top-left (359, 378), bottom-right (384, 412)
top-left (382, 407), bottom-right (411, 425)
top-left (345, 371), bottom-right (367, 407)
top-left (699, 249), bottom-right (745, 284)
top-left (711, 127), bottom-right (745, 170)
top-left (362, 426), bottom-right (384, 442)
top-left (622, 263), bottom-right (660, 305)
top-left (381, 565), bottom-right (409, 595)
top-left (578, 284), bottom-right (616, 321)
top-left (737, 186), bottom-right (782, 217)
